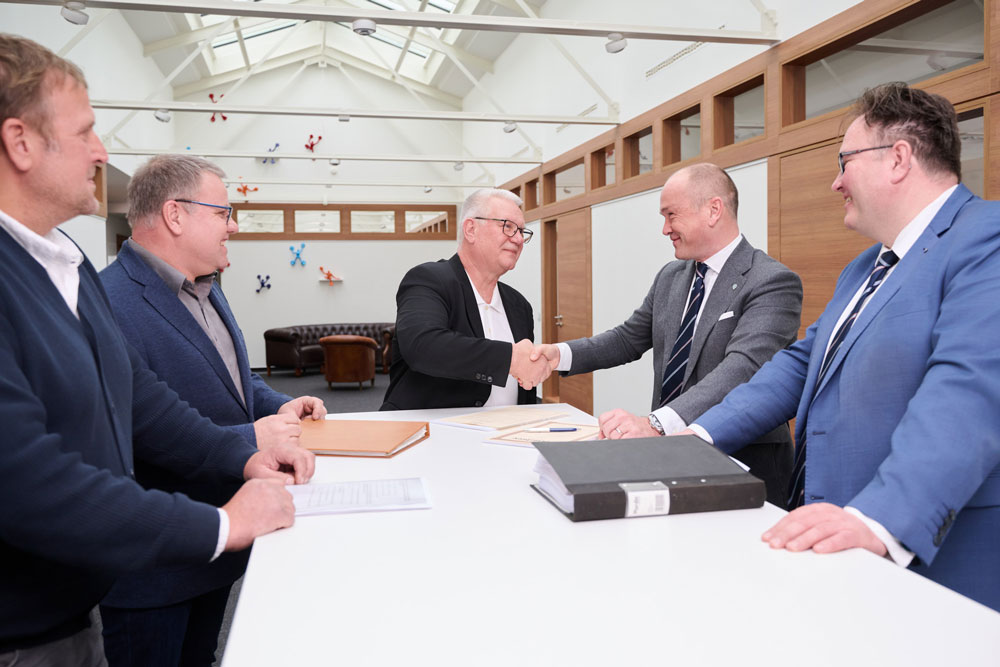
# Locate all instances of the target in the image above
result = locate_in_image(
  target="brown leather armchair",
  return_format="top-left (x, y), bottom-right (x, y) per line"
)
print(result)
top-left (319, 334), bottom-right (380, 389)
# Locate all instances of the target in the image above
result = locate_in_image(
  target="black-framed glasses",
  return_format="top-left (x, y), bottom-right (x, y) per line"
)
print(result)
top-left (473, 216), bottom-right (533, 243)
top-left (175, 198), bottom-right (233, 224)
top-left (837, 145), bottom-right (894, 174)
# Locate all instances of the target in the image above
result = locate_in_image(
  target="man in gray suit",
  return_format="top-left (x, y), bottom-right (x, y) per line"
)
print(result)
top-left (532, 163), bottom-right (802, 507)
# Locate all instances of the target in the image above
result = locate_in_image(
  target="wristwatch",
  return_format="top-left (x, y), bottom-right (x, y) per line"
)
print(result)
top-left (647, 413), bottom-right (666, 435)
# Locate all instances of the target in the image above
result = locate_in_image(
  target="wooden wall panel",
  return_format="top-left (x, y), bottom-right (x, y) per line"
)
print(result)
top-left (777, 143), bottom-right (874, 337)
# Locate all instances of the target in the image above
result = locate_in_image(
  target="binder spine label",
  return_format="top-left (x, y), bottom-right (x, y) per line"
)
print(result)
top-left (619, 481), bottom-right (671, 517)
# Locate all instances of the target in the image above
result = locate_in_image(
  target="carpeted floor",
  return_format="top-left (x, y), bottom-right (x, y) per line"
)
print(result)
top-left (255, 367), bottom-right (390, 413)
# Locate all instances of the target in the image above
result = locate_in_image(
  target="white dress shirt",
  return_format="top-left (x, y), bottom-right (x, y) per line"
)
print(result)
top-left (467, 272), bottom-right (519, 407)
top-left (692, 185), bottom-right (958, 565)
top-left (0, 210), bottom-right (229, 560)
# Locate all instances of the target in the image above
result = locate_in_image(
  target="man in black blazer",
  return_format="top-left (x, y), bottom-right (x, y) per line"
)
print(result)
top-left (532, 164), bottom-right (802, 506)
top-left (381, 188), bottom-right (547, 410)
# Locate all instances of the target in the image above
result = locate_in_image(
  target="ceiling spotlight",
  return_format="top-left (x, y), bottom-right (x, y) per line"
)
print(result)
top-left (338, 114), bottom-right (350, 122)
top-left (329, 158), bottom-right (340, 166)
top-left (453, 161), bottom-right (465, 172)
top-left (605, 32), bottom-right (627, 54)
top-left (352, 18), bottom-right (377, 36)
top-left (60, 1), bottom-right (89, 25)
top-left (423, 186), bottom-right (433, 193)
top-left (502, 121), bottom-right (517, 134)
top-left (153, 108), bottom-right (171, 123)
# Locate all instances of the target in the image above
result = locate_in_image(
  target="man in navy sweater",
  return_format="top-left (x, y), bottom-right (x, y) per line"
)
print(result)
top-left (99, 154), bottom-right (327, 667)
top-left (0, 34), bottom-right (314, 665)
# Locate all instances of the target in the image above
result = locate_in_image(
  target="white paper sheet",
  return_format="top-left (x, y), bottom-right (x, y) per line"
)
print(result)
top-left (287, 477), bottom-right (431, 517)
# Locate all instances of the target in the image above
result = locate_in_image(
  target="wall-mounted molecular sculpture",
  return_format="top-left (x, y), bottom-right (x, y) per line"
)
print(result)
top-left (256, 274), bottom-right (271, 293)
top-left (289, 243), bottom-right (306, 266)
top-left (304, 134), bottom-right (322, 152)
top-left (208, 93), bottom-right (227, 122)
top-left (262, 143), bottom-right (279, 164)
top-left (319, 266), bottom-right (342, 286)
top-left (236, 183), bottom-right (258, 196)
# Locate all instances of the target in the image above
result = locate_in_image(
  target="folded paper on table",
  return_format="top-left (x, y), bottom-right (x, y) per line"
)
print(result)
top-left (485, 421), bottom-right (600, 447)
top-left (288, 477), bottom-right (430, 516)
top-left (433, 406), bottom-right (567, 431)
top-left (300, 419), bottom-right (429, 457)
top-left (532, 435), bottom-right (766, 521)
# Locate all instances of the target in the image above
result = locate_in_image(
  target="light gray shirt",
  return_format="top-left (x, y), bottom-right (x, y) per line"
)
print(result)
top-left (126, 239), bottom-right (246, 407)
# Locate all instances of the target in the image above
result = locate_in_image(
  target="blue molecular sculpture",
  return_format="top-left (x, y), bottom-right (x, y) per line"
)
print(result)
top-left (262, 142), bottom-right (279, 165)
top-left (256, 274), bottom-right (271, 293)
top-left (289, 243), bottom-right (306, 267)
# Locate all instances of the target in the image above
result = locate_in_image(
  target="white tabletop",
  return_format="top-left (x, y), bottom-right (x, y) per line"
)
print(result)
top-left (222, 404), bottom-right (1000, 667)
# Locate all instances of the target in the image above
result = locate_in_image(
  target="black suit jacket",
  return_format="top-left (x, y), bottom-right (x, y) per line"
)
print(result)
top-left (381, 254), bottom-right (536, 410)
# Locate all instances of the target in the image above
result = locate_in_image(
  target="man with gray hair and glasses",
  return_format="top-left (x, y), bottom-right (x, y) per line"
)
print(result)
top-left (0, 34), bottom-right (312, 666)
top-left (99, 153), bottom-right (327, 667)
top-left (382, 187), bottom-right (548, 410)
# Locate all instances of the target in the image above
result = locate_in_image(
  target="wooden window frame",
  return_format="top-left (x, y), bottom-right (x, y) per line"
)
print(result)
top-left (230, 203), bottom-right (456, 240)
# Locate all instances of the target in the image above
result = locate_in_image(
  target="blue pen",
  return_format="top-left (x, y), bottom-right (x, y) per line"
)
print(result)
top-left (526, 426), bottom-right (578, 432)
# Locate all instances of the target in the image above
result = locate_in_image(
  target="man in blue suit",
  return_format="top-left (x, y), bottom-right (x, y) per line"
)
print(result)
top-left (100, 154), bottom-right (327, 667)
top-left (0, 34), bottom-right (314, 665)
top-left (688, 82), bottom-right (1000, 611)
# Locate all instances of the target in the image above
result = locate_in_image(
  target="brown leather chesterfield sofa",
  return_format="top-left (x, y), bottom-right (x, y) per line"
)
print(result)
top-left (263, 322), bottom-right (395, 376)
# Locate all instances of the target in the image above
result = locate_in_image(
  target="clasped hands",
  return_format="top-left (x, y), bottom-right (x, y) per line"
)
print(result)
top-left (509, 340), bottom-right (560, 390)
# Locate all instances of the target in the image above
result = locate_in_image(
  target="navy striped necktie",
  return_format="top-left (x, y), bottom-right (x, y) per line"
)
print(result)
top-left (787, 249), bottom-right (899, 508)
top-left (659, 262), bottom-right (708, 407)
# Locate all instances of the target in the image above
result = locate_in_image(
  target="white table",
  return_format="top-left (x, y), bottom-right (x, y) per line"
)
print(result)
top-left (222, 404), bottom-right (1000, 666)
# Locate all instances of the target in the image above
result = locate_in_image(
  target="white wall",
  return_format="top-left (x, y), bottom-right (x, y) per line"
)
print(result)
top-left (588, 160), bottom-right (767, 417)
top-left (59, 215), bottom-right (111, 270)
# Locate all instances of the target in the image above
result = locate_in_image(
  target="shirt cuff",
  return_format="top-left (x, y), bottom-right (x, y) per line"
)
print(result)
top-left (688, 423), bottom-right (713, 444)
top-left (555, 343), bottom-right (572, 372)
top-left (650, 406), bottom-right (687, 435)
top-left (212, 508), bottom-right (230, 562)
top-left (844, 506), bottom-right (914, 567)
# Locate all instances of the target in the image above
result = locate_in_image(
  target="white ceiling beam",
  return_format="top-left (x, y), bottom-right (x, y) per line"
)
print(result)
top-left (394, 0), bottom-right (428, 73)
top-left (5, 0), bottom-right (779, 44)
top-left (102, 18), bottom-right (234, 143)
top-left (107, 148), bottom-right (542, 164)
top-left (511, 0), bottom-right (616, 114)
top-left (57, 8), bottom-right (112, 56)
top-left (141, 8), bottom-right (492, 73)
top-left (233, 18), bottom-right (251, 69)
top-left (318, 45), bottom-right (461, 106)
top-left (222, 20), bottom-right (307, 98)
top-left (169, 45), bottom-right (460, 106)
top-left (91, 99), bottom-right (619, 125)
top-left (224, 178), bottom-right (490, 187)
top-left (850, 38), bottom-right (983, 60)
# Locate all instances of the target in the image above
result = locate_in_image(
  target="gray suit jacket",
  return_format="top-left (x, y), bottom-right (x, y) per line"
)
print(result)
top-left (566, 237), bottom-right (803, 506)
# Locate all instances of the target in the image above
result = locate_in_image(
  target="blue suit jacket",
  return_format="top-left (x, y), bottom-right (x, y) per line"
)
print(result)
top-left (99, 241), bottom-right (291, 608)
top-left (0, 229), bottom-right (253, 651)
top-left (697, 185), bottom-right (1000, 611)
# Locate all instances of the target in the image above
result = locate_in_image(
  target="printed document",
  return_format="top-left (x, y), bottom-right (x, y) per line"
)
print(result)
top-left (288, 477), bottom-right (431, 517)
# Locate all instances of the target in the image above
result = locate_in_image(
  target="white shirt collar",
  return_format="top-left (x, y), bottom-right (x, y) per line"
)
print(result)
top-left (887, 184), bottom-right (958, 260)
top-left (701, 234), bottom-right (742, 276)
top-left (0, 208), bottom-right (83, 268)
top-left (466, 272), bottom-right (505, 315)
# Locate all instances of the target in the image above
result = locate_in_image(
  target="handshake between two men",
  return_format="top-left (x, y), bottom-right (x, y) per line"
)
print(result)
top-left (510, 342), bottom-right (656, 440)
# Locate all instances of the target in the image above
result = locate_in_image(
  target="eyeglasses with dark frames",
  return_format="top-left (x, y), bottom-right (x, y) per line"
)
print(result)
top-left (837, 145), bottom-right (894, 174)
top-left (473, 216), bottom-right (533, 243)
top-left (175, 198), bottom-right (234, 224)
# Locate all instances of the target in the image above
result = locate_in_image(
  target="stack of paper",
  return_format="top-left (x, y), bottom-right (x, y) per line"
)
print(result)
top-left (288, 478), bottom-right (431, 517)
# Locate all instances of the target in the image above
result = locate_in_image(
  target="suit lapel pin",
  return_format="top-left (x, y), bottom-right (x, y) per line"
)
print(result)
top-left (731, 283), bottom-right (738, 290)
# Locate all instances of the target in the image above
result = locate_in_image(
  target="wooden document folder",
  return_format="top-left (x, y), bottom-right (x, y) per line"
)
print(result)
top-left (299, 419), bottom-right (430, 458)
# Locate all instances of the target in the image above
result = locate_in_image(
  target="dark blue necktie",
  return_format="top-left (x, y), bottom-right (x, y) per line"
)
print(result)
top-left (787, 249), bottom-right (899, 508)
top-left (659, 262), bottom-right (708, 407)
